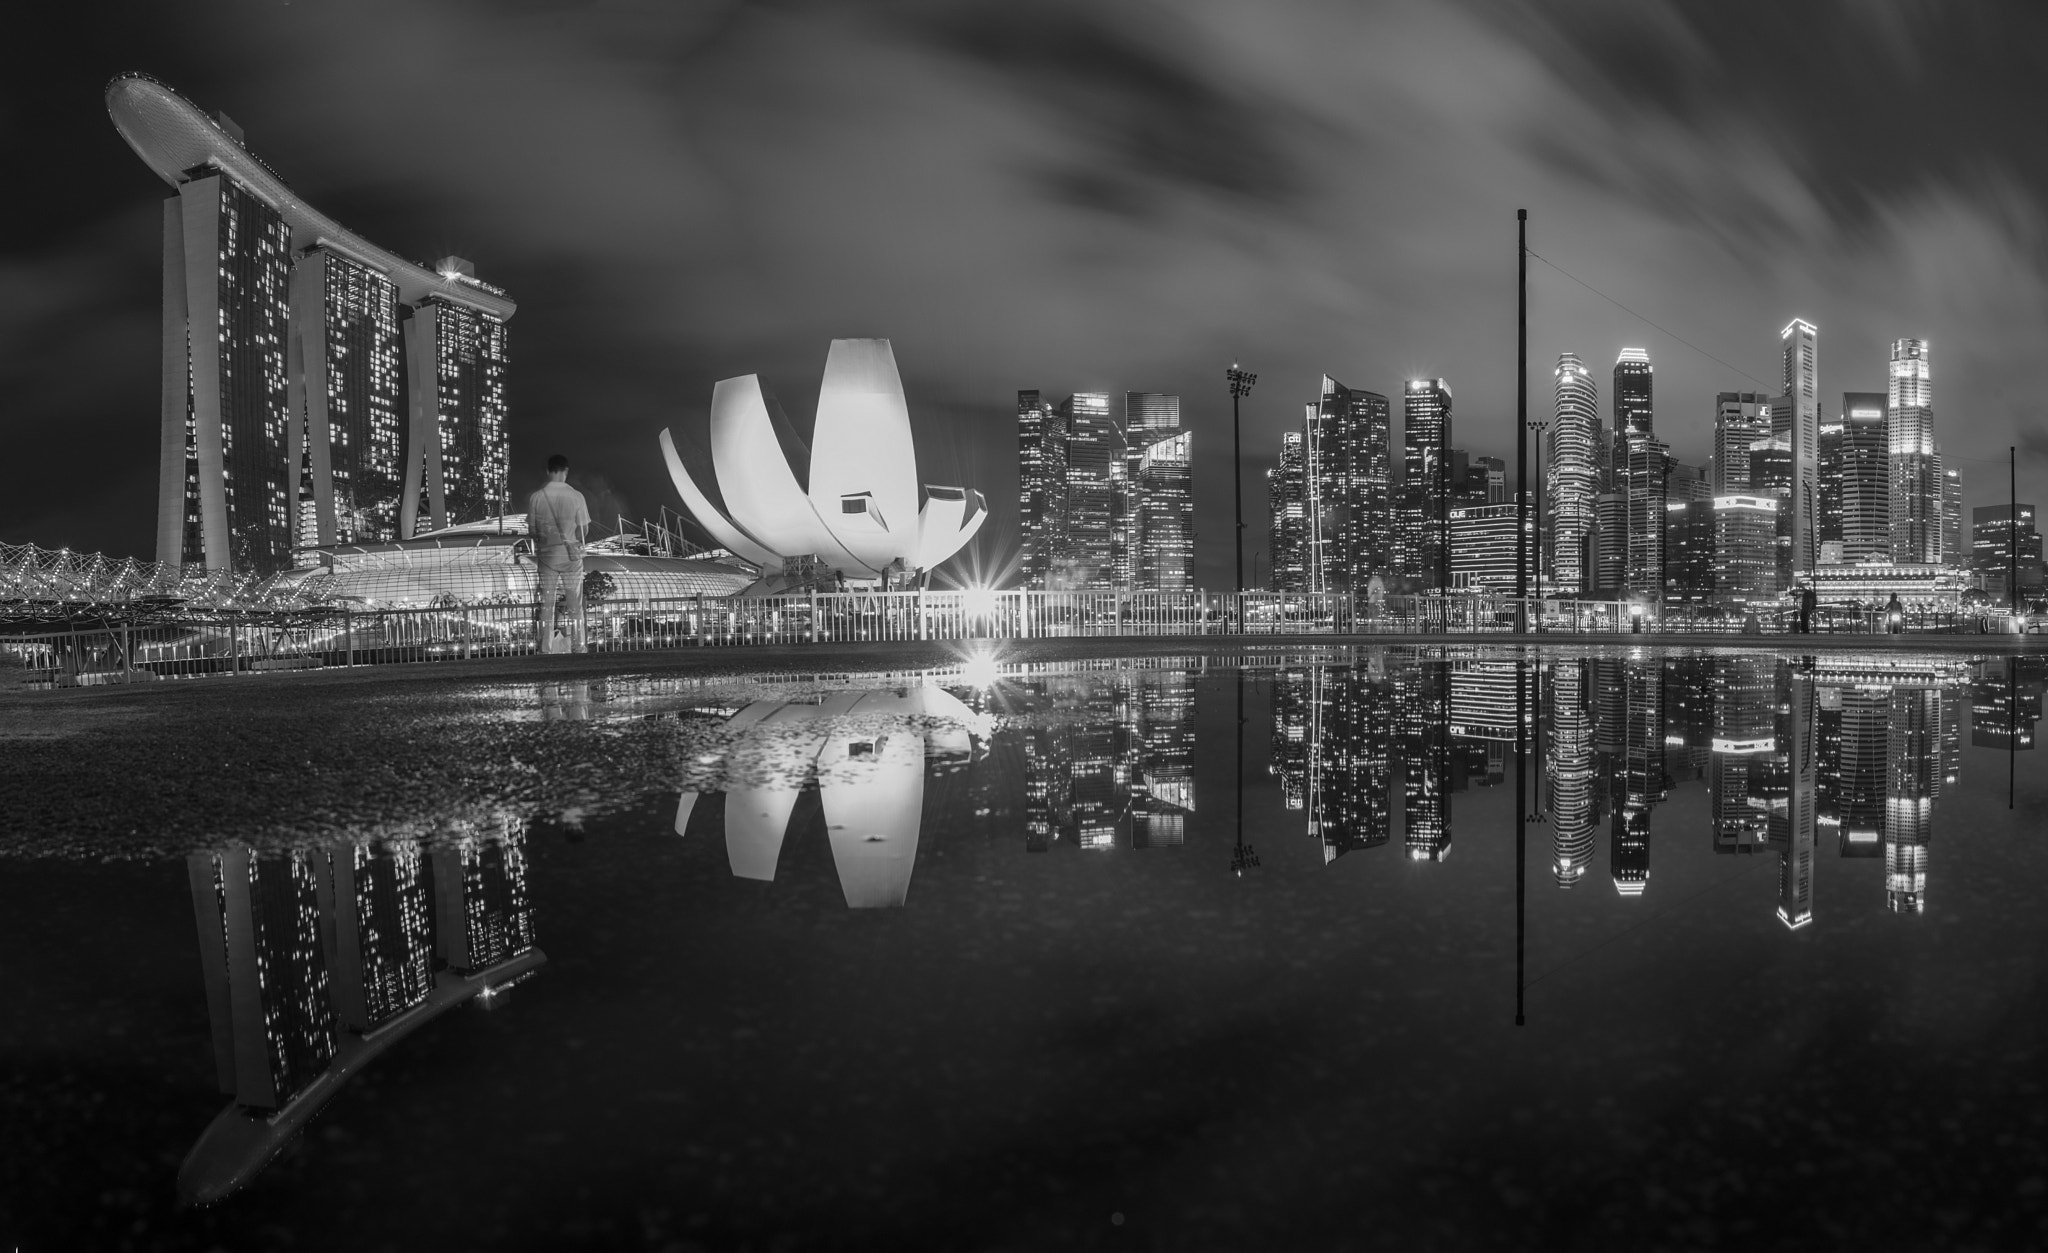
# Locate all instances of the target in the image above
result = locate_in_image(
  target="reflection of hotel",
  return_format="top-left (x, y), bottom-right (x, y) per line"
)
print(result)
top-left (188, 846), bottom-right (338, 1109)
top-left (432, 832), bottom-right (538, 973)
top-left (186, 830), bottom-right (532, 1112)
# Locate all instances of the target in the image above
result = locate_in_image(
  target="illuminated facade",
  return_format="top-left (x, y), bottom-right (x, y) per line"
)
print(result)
top-left (1712, 495), bottom-right (1780, 606)
top-left (1400, 379), bottom-right (1453, 589)
top-left (1781, 318), bottom-right (1820, 573)
top-left (290, 248), bottom-right (405, 546)
top-left (1616, 346), bottom-right (1662, 600)
top-left (1448, 504), bottom-right (1530, 592)
top-left (1307, 377), bottom-right (1395, 592)
top-left (1826, 393), bottom-right (1890, 562)
top-left (1123, 393), bottom-right (1193, 592)
top-left (1712, 392), bottom-right (1771, 496)
top-left (108, 75), bottom-right (517, 576)
top-left (1971, 504), bottom-right (2043, 600)
top-left (1549, 354), bottom-right (1599, 595)
top-left (405, 285), bottom-right (511, 537)
top-left (663, 340), bottom-right (987, 587)
top-left (1887, 338), bottom-right (1939, 564)
top-left (1017, 391), bottom-right (1066, 587)
top-left (1267, 431), bottom-right (1307, 591)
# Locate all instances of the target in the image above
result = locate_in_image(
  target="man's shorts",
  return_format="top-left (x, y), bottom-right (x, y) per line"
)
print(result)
top-left (536, 553), bottom-right (584, 604)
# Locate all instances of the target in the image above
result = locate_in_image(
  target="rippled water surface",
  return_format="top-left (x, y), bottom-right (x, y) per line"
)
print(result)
top-left (6, 645), bottom-right (2048, 1250)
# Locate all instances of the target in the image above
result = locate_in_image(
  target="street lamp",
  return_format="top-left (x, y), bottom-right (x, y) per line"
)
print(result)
top-left (1228, 364), bottom-right (1257, 593)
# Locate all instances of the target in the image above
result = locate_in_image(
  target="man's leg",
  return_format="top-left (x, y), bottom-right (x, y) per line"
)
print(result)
top-left (566, 563), bottom-right (587, 652)
top-left (537, 562), bottom-right (562, 650)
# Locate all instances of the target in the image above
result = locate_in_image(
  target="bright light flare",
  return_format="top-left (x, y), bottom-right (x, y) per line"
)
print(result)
top-left (960, 644), bottom-right (1002, 690)
top-left (962, 585), bottom-right (997, 619)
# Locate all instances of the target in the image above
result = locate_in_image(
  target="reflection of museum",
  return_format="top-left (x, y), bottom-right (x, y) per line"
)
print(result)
top-left (1269, 651), bottom-right (1977, 928)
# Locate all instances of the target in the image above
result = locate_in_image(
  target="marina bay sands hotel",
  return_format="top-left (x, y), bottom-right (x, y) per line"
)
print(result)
top-left (106, 74), bottom-right (515, 576)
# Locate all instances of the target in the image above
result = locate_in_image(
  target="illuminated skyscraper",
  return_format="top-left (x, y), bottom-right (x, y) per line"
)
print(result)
top-left (1781, 318), bottom-right (1820, 573)
top-left (290, 248), bottom-right (404, 545)
top-left (1401, 379), bottom-right (1453, 589)
top-left (1971, 504), bottom-right (2043, 601)
top-left (1305, 377), bottom-right (1394, 591)
top-left (1061, 393), bottom-right (1120, 589)
top-left (1549, 354), bottom-right (1599, 595)
top-left (1593, 490), bottom-right (1627, 596)
top-left (1712, 495), bottom-right (1780, 607)
top-left (1665, 499), bottom-right (1715, 603)
top-left (404, 276), bottom-right (512, 536)
top-left (1267, 431), bottom-right (1307, 591)
top-left (1888, 338), bottom-right (1939, 564)
top-left (1712, 392), bottom-right (1772, 495)
top-left (1827, 392), bottom-right (1890, 562)
top-left (1124, 393), bottom-right (1192, 591)
top-left (1942, 462), bottom-right (1964, 569)
top-left (1626, 435), bottom-right (1669, 598)
top-left (1017, 391), bottom-right (1066, 588)
top-left (108, 76), bottom-right (517, 574)
top-left (1449, 504), bottom-right (1530, 592)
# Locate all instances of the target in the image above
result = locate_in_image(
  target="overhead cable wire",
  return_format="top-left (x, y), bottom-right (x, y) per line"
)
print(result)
top-left (1524, 249), bottom-right (1775, 390)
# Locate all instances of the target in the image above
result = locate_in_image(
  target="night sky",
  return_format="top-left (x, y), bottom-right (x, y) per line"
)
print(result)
top-left (6, 0), bottom-right (2047, 589)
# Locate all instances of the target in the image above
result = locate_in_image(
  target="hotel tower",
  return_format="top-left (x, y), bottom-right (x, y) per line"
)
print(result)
top-left (106, 74), bottom-right (516, 576)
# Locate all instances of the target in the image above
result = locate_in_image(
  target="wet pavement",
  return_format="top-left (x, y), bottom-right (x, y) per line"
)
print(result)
top-left (5, 642), bottom-right (2048, 1250)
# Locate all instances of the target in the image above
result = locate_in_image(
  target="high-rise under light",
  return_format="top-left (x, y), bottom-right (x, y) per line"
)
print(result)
top-left (1549, 354), bottom-right (1599, 596)
top-left (106, 74), bottom-right (517, 575)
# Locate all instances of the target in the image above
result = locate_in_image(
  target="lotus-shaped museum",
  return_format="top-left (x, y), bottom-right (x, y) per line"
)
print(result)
top-left (660, 339), bottom-right (986, 586)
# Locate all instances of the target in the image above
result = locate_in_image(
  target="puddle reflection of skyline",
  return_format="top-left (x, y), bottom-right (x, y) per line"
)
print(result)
top-left (627, 650), bottom-right (2040, 934)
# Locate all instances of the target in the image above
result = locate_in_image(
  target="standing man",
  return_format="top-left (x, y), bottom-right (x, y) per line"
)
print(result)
top-left (528, 454), bottom-right (591, 653)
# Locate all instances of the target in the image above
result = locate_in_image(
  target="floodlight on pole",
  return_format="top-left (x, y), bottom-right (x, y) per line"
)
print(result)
top-left (1228, 364), bottom-right (1258, 593)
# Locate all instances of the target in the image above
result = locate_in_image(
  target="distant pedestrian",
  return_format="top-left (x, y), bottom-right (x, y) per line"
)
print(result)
top-left (528, 454), bottom-right (591, 654)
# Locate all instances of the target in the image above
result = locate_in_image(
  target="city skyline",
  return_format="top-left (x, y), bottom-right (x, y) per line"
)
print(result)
top-left (7, 5), bottom-right (2048, 592)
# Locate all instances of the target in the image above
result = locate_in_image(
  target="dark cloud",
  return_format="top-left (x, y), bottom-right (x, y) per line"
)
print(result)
top-left (5, 0), bottom-right (2048, 586)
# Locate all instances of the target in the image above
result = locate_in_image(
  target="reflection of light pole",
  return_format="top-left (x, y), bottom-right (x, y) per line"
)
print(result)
top-left (1229, 365), bottom-right (1258, 594)
top-left (1232, 670), bottom-right (1259, 875)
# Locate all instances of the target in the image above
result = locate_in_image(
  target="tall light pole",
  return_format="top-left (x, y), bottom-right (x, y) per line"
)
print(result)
top-left (1516, 209), bottom-right (1528, 634)
top-left (1229, 364), bottom-right (1258, 592)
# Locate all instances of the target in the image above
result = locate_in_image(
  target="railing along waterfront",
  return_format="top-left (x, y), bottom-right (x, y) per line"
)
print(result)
top-left (0, 590), bottom-right (2024, 687)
